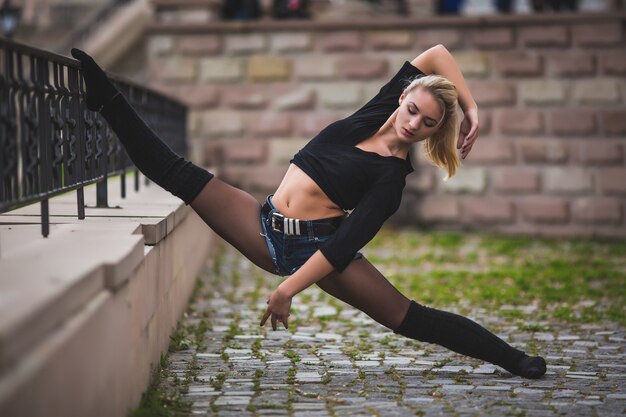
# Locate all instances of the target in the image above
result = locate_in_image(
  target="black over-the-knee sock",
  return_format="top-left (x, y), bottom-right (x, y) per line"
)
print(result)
top-left (71, 48), bottom-right (213, 204)
top-left (394, 300), bottom-right (547, 379)
top-left (100, 94), bottom-right (213, 204)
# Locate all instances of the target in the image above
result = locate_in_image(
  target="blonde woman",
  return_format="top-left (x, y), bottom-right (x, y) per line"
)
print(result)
top-left (72, 45), bottom-right (546, 379)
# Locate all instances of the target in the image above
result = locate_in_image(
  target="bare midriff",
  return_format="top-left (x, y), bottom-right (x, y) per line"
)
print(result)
top-left (272, 164), bottom-right (346, 220)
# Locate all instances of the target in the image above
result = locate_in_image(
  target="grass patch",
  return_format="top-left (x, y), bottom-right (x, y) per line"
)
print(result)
top-left (368, 230), bottom-right (625, 325)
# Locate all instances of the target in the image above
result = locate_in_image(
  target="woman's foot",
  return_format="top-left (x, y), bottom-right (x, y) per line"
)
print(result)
top-left (70, 48), bottom-right (118, 111)
top-left (507, 354), bottom-right (547, 379)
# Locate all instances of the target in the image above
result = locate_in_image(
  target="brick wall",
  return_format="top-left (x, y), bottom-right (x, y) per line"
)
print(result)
top-left (147, 13), bottom-right (626, 238)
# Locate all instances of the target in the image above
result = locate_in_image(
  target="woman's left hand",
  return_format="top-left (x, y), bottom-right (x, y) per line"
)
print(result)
top-left (457, 107), bottom-right (479, 160)
top-left (260, 286), bottom-right (292, 330)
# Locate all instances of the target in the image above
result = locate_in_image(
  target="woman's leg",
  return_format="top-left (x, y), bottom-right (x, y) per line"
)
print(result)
top-left (190, 180), bottom-right (275, 273)
top-left (71, 48), bottom-right (275, 273)
top-left (316, 257), bottom-right (547, 379)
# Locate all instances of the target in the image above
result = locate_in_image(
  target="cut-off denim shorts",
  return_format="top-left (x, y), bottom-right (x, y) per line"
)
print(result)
top-left (260, 195), bottom-right (363, 276)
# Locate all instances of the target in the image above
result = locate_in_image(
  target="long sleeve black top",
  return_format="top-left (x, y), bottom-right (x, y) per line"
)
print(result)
top-left (290, 61), bottom-right (424, 272)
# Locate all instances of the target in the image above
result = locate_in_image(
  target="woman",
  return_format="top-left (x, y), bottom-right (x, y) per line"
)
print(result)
top-left (71, 45), bottom-right (546, 379)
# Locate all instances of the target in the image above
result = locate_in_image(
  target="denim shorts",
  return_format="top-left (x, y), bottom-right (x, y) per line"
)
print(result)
top-left (260, 195), bottom-right (363, 276)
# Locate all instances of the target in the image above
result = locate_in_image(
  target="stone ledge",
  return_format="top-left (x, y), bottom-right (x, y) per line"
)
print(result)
top-left (0, 178), bottom-right (185, 374)
top-left (147, 12), bottom-right (626, 34)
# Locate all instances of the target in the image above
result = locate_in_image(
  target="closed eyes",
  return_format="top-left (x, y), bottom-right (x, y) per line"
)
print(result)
top-left (408, 104), bottom-right (438, 128)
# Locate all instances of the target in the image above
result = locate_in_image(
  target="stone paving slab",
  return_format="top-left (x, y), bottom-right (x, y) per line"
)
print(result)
top-left (159, 244), bottom-right (626, 416)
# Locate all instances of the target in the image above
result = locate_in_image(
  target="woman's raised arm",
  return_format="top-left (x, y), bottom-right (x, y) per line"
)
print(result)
top-left (410, 45), bottom-right (479, 159)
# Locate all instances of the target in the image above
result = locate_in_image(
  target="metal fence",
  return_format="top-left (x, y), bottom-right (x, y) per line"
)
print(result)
top-left (0, 38), bottom-right (187, 237)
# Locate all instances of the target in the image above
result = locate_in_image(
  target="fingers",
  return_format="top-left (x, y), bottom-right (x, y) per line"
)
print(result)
top-left (456, 130), bottom-right (465, 149)
top-left (260, 309), bottom-right (271, 327)
top-left (260, 310), bottom-right (289, 330)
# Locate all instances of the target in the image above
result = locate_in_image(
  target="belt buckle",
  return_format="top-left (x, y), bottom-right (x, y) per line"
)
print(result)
top-left (271, 212), bottom-right (284, 233)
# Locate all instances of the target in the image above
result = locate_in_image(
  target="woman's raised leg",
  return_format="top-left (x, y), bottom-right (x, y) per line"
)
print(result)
top-left (316, 257), bottom-right (546, 379)
top-left (71, 48), bottom-right (275, 273)
top-left (190, 179), bottom-right (275, 273)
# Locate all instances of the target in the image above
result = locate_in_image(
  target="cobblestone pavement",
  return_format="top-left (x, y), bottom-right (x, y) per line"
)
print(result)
top-left (160, 244), bottom-right (626, 417)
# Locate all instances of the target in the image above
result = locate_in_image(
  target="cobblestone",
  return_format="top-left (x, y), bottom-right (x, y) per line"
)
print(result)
top-left (158, 244), bottom-right (626, 416)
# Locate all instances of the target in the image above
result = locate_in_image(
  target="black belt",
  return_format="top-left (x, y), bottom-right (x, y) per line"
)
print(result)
top-left (262, 201), bottom-right (344, 237)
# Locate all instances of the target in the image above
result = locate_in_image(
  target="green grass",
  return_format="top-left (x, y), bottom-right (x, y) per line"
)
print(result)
top-left (367, 229), bottom-right (626, 325)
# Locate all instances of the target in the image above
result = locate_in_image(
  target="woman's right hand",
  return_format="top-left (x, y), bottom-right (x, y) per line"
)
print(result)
top-left (457, 107), bottom-right (479, 160)
top-left (260, 286), bottom-right (292, 330)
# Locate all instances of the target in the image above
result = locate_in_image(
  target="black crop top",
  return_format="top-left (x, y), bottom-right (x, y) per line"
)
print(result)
top-left (290, 61), bottom-right (425, 272)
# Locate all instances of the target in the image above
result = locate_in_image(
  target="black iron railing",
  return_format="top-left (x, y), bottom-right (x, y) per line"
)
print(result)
top-left (0, 38), bottom-right (187, 237)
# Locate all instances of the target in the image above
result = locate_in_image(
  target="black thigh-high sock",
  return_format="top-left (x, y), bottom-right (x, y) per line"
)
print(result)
top-left (71, 48), bottom-right (213, 204)
top-left (395, 300), bottom-right (547, 379)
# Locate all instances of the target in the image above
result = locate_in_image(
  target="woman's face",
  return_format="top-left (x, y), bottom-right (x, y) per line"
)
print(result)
top-left (394, 87), bottom-right (443, 143)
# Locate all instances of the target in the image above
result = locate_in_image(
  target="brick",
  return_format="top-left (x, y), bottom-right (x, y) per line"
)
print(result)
top-left (318, 83), bottom-right (363, 109)
top-left (367, 31), bottom-right (413, 50)
top-left (462, 197), bottom-right (514, 223)
top-left (414, 30), bottom-right (463, 50)
top-left (200, 110), bottom-right (243, 137)
top-left (148, 35), bottom-right (174, 56)
top-left (220, 164), bottom-right (251, 185)
top-left (318, 32), bottom-right (363, 52)
top-left (477, 110), bottom-right (491, 135)
top-left (221, 139), bottom-right (267, 163)
top-left (270, 87), bottom-right (316, 111)
top-left (494, 53), bottom-right (543, 77)
top-left (270, 33), bottom-right (312, 53)
top-left (293, 113), bottom-right (345, 137)
top-left (406, 170), bottom-right (435, 193)
top-left (294, 56), bottom-right (337, 80)
top-left (518, 197), bottom-right (569, 223)
top-left (518, 26), bottom-right (569, 47)
top-left (200, 58), bottom-right (243, 83)
top-left (544, 167), bottom-right (593, 194)
top-left (247, 165), bottom-right (288, 191)
top-left (149, 57), bottom-right (197, 82)
top-left (547, 53), bottom-right (596, 77)
top-left (202, 141), bottom-right (222, 167)
top-left (573, 80), bottom-right (622, 105)
top-left (573, 23), bottom-right (623, 47)
top-left (172, 84), bottom-right (219, 108)
top-left (247, 112), bottom-right (292, 137)
top-left (340, 56), bottom-right (388, 80)
top-left (572, 198), bottom-right (623, 224)
top-left (500, 110), bottom-right (544, 135)
top-left (492, 167), bottom-right (540, 193)
top-left (442, 167), bottom-right (487, 194)
top-left (469, 28), bottom-right (515, 49)
top-left (247, 56), bottom-right (291, 82)
top-left (187, 109), bottom-right (201, 135)
top-left (550, 111), bottom-right (597, 136)
top-left (179, 35), bottom-right (222, 55)
top-left (418, 195), bottom-right (460, 222)
top-left (451, 52), bottom-right (490, 78)
top-left (519, 140), bottom-right (568, 163)
top-left (597, 168), bottom-right (626, 194)
top-left (602, 111), bottom-right (626, 136)
top-left (601, 54), bottom-right (626, 75)
top-left (519, 80), bottom-right (567, 106)
top-left (221, 85), bottom-right (268, 109)
top-left (267, 138), bottom-right (309, 165)
top-left (469, 81), bottom-right (516, 107)
top-left (464, 140), bottom-right (514, 164)
top-left (577, 142), bottom-right (624, 165)
top-left (225, 34), bottom-right (267, 55)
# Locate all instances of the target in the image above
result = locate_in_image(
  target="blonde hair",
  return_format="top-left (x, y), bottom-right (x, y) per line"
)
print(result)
top-left (403, 75), bottom-right (460, 180)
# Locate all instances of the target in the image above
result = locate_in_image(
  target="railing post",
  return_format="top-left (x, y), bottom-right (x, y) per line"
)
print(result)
top-left (96, 179), bottom-right (108, 207)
